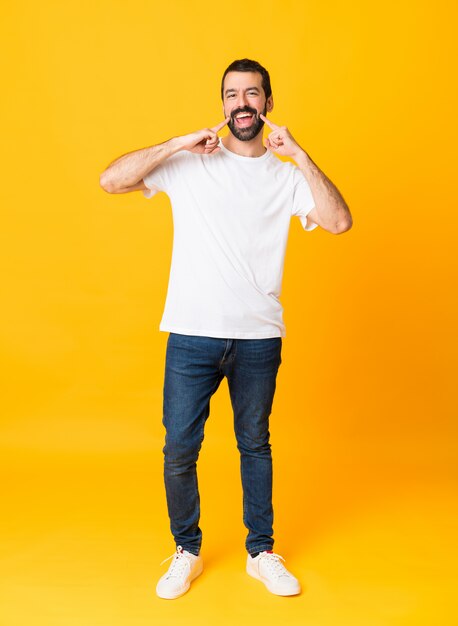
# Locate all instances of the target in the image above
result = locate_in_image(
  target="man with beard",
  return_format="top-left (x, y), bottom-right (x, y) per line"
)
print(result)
top-left (100, 58), bottom-right (352, 599)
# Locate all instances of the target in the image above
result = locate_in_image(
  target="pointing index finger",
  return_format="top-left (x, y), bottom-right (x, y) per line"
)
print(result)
top-left (260, 113), bottom-right (279, 130)
top-left (211, 116), bottom-right (230, 133)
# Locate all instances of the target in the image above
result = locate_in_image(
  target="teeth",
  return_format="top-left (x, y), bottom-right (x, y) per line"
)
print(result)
top-left (236, 113), bottom-right (252, 119)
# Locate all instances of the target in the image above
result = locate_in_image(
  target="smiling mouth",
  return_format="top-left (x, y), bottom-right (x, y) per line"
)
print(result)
top-left (233, 112), bottom-right (256, 127)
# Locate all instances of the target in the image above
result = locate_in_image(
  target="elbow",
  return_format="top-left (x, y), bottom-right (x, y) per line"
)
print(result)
top-left (335, 215), bottom-right (353, 234)
top-left (317, 203), bottom-right (353, 234)
top-left (99, 172), bottom-right (118, 194)
top-left (332, 207), bottom-right (353, 234)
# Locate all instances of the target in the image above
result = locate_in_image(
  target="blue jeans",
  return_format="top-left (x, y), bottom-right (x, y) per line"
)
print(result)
top-left (162, 332), bottom-right (282, 556)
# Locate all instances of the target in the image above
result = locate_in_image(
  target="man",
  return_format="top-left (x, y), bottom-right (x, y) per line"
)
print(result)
top-left (100, 58), bottom-right (352, 599)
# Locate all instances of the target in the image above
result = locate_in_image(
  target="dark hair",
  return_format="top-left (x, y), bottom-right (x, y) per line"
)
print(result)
top-left (221, 58), bottom-right (272, 101)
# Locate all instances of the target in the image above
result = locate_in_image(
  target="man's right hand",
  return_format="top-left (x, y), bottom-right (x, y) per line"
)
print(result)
top-left (178, 117), bottom-right (230, 154)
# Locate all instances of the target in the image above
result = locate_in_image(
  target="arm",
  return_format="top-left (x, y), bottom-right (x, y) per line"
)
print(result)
top-left (99, 117), bottom-right (230, 194)
top-left (261, 114), bottom-right (352, 234)
top-left (293, 150), bottom-right (352, 235)
top-left (99, 138), bottom-right (181, 194)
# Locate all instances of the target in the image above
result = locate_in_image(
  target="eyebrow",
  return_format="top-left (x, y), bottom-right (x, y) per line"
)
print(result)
top-left (224, 86), bottom-right (260, 95)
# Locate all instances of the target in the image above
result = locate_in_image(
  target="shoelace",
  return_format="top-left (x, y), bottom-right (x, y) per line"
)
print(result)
top-left (259, 551), bottom-right (292, 578)
top-left (159, 546), bottom-right (192, 579)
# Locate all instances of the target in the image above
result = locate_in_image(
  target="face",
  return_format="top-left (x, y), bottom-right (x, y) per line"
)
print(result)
top-left (222, 71), bottom-right (272, 142)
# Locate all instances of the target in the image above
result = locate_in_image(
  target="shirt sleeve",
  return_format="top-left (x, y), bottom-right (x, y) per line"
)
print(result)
top-left (291, 165), bottom-right (318, 232)
top-left (142, 150), bottom-right (192, 199)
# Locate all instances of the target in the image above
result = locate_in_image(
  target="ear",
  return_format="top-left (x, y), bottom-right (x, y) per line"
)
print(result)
top-left (266, 95), bottom-right (274, 113)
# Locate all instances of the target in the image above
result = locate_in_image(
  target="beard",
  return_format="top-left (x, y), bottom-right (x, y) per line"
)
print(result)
top-left (227, 103), bottom-right (267, 142)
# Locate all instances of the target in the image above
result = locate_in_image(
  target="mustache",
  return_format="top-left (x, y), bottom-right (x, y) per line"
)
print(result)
top-left (230, 106), bottom-right (259, 121)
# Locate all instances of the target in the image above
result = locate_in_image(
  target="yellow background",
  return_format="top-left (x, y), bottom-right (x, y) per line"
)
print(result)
top-left (1, 0), bottom-right (457, 624)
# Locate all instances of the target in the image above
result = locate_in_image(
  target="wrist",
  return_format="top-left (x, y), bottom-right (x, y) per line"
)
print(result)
top-left (291, 147), bottom-right (308, 165)
top-left (168, 136), bottom-right (185, 154)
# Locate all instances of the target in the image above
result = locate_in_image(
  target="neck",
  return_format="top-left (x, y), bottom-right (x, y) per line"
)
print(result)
top-left (221, 132), bottom-right (266, 157)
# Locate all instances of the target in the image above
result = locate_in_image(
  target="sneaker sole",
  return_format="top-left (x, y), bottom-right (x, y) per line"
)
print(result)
top-left (156, 562), bottom-right (203, 600)
top-left (246, 564), bottom-right (301, 596)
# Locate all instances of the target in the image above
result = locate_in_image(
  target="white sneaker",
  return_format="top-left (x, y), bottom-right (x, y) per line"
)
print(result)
top-left (156, 545), bottom-right (203, 599)
top-left (247, 550), bottom-right (301, 596)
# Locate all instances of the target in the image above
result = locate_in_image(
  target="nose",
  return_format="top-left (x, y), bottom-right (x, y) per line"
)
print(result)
top-left (235, 93), bottom-right (249, 110)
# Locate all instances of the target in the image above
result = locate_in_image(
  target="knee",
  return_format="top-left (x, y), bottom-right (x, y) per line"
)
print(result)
top-left (236, 430), bottom-right (271, 456)
top-left (163, 436), bottom-right (203, 470)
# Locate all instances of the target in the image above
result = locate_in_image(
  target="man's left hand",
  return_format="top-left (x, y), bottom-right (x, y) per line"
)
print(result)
top-left (260, 114), bottom-right (304, 160)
